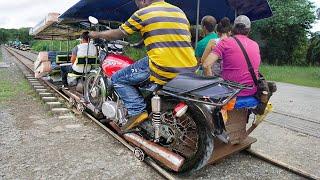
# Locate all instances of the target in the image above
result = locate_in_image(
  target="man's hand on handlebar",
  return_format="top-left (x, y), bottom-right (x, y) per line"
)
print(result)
top-left (88, 31), bottom-right (99, 39)
top-left (88, 29), bottom-right (127, 41)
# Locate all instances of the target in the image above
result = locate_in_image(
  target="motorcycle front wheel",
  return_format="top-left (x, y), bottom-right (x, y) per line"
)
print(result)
top-left (83, 72), bottom-right (107, 115)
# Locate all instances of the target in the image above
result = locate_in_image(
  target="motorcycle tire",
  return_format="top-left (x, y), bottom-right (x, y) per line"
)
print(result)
top-left (160, 100), bottom-right (214, 173)
top-left (83, 72), bottom-right (107, 117)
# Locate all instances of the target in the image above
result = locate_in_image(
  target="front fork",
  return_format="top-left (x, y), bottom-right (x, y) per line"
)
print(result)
top-left (89, 67), bottom-right (102, 93)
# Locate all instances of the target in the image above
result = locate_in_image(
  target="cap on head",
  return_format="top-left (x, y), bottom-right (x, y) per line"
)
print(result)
top-left (234, 15), bottom-right (251, 29)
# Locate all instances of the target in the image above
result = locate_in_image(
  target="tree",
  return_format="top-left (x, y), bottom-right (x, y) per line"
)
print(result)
top-left (306, 32), bottom-right (320, 65)
top-left (0, 28), bottom-right (33, 44)
top-left (251, 0), bottom-right (316, 65)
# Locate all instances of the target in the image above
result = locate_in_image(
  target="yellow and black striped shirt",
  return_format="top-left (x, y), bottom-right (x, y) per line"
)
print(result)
top-left (120, 1), bottom-right (197, 85)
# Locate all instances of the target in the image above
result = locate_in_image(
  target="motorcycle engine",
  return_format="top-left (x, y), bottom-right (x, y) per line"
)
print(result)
top-left (102, 101), bottom-right (117, 119)
top-left (102, 100), bottom-right (127, 125)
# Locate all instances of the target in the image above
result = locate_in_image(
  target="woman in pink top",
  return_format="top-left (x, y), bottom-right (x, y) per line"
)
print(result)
top-left (202, 15), bottom-right (261, 97)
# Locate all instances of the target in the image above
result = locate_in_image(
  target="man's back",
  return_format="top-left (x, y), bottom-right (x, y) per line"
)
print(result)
top-left (120, 1), bottom-right (197, 84)
top-left (213, 35), bottom-right (261, 96)
top-left (72, 43), bottom-right (97, 73)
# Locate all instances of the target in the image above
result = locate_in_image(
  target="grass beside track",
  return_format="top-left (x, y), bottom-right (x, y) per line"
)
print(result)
top-left (0, 48), bottom-right (32, 102)
top-left (0, 70), bottom-right (31, 102)
top-left (260, 65), bottom-right (320, 88)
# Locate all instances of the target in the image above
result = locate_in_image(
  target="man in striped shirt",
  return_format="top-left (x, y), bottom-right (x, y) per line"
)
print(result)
top-left (89, 0), bottom-right (197, 131)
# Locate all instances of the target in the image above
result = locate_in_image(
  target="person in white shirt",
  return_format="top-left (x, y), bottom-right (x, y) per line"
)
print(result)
top-left (61, 31), bottom-right (97, 86)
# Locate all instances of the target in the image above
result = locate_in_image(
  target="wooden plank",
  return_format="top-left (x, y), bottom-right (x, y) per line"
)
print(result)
top-left (208, 136), bottom-right (257, 164)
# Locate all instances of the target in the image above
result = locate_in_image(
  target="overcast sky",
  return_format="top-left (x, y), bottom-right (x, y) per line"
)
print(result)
top-left (0, 0), bottom-right (79, 29)
top-left (0, 0), bottom-right (319, 32)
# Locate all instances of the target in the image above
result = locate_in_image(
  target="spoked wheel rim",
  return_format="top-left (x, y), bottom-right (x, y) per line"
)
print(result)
top-left (161, 112), bottom-right (199, 159)
top-left (84, 74), bottom-right (106, 109)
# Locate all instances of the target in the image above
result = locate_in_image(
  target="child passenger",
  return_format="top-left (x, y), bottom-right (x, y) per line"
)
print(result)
top-left (201, 17), bottom-right (232, 76)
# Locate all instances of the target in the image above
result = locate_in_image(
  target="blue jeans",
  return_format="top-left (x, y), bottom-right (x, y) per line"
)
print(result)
top-left (61, 65), bottom-right (73, 85)
top-left (111, 57), bottom-right (150, 116)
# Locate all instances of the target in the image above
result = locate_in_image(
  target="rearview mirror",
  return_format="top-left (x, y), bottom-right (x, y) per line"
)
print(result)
top-left (89, 16), bottom-right (99, 25)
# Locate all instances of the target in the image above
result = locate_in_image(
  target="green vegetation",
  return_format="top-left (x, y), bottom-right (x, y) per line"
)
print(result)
top-left (124, 47), bottom-right (146, 60)
top-left (0, 28), bottom-right (32, 44)
top-left (260, 65), bottom-right (320, 88)
top-left (306, 32), bottom-right (320, 66)
top-left (0, 47), bottom-right (2, 62)
top-left (0, 71), bottom-right (32, 102)
top-left (31, 40), bottom-right (78, 52)
top-left (251, 0), bottom-right (316, 66)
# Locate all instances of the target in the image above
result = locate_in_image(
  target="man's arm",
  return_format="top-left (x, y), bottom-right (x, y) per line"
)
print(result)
top-left (70, 46), bottom-right (78, 64)
top-left (71, 54), bottom-right (77, 64)
top-left (89, 29), bottom-right (127, 40)
top-left (201, 40), bottom-right (216, 64)
top-left (202, 52), bottom-right (219, 76)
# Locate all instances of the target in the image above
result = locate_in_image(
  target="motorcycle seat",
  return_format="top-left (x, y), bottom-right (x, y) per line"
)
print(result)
top-left (163, 73), bottom-right (223, 92)
top-left (163, 73), bottom-right (236, 99)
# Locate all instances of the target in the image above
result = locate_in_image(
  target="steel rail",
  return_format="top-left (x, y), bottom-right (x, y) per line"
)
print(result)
top-left (246, 149), bottom-right (319, 180)
top-left (5, 47), bottom-right (319, 180)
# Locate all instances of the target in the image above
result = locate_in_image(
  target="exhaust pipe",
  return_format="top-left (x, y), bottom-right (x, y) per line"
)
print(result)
top-left (109, 122), bottom-right (185, 172)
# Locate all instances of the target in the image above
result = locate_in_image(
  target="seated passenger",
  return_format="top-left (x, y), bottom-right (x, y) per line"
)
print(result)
top-left (60, 31), bottom-right (97, 86)
top-left (201, 17), bottom-right (232, 76)
top-left (203, 15), bottom-right (261, 97)
top-left (195, 16), bottom-right (219, 62)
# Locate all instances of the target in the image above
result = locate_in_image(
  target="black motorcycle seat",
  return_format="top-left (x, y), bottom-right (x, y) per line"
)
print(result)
top-left (163, 73), bottom-right (237, 99)
top-left (163, 73), bottom-right (223, 93)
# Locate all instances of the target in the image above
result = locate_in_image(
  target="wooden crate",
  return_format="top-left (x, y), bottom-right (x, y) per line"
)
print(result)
top-left (225, 109), bottom-right (249, 144)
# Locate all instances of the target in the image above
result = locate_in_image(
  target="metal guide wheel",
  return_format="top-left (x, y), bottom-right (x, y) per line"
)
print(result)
top-left (133, 147), bottom-right (145, 162)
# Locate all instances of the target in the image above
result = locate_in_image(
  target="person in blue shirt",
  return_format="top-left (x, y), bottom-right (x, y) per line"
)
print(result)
top-left (195, 16), bottom-right (219, 62)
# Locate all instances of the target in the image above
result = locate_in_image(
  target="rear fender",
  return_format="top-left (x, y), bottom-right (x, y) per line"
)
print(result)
top-left (162, 96), bottom-right (215, 132)
top-left (188, 103), bottom-right (215, 132)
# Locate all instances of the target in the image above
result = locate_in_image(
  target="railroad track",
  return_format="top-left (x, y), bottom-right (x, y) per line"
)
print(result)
top-left (4, 46), bottom-right (319, 180)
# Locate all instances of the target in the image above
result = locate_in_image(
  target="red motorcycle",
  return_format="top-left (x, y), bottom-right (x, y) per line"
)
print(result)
top-left (83, 38), bottom-right (252, 173)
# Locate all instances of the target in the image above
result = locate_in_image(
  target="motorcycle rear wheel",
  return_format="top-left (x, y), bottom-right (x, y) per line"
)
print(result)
top-left (160, 100), bottom-right (214, 173)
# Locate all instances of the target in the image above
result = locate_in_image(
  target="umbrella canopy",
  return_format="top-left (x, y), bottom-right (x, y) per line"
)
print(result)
top-left (59, 0), bottom-right (273, 24)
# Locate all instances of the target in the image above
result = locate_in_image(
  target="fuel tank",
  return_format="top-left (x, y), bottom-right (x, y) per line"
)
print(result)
top-left (102, 54), bottom-right (135, 77)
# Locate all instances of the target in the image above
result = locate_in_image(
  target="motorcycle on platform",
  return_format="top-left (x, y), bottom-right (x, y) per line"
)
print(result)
top-left (83, 17), bottom-right (254, 173)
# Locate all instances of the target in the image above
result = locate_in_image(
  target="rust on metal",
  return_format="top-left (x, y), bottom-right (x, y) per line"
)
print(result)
top-left (123, 132), bottom-right (185, 172)
top-left (109, 122), bottom-right (185, 172)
